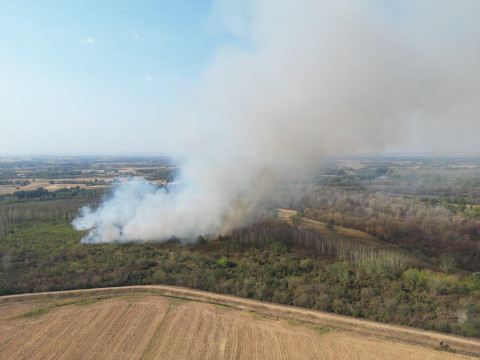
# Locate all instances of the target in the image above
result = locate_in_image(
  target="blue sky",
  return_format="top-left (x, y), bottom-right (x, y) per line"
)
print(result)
top-left (0, 1), bottom-right (233, 155)
top-left (0, 1), bottom-right (479, 156)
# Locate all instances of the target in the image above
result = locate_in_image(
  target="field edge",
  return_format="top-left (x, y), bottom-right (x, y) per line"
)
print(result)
top-left (1, 285), bottom-right (479, 356)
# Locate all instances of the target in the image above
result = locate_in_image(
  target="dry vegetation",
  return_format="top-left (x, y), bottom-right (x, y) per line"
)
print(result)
top-left (279, 208), bottom-right (398, 248)
top-left (0, 180), bottom-right (110, 195)
top-left (0, 286), bottom-right (478, 359)
top-left (0, 156), bottom-right (175, 195)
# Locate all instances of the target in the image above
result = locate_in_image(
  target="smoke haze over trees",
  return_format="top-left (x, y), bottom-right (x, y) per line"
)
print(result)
top-left (71, 1), bottom-right (480, 243)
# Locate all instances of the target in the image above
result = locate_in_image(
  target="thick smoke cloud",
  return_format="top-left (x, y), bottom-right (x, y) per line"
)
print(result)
top-left (73, 0), bottom-right (480, 243)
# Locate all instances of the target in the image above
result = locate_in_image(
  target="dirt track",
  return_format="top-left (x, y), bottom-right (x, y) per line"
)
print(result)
top-left (1, 285), bottom-right (479, 359)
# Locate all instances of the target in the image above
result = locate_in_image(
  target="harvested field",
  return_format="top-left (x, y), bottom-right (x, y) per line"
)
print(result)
top-left (149, 301), bottom-right (331, 359)
top-left (0, 287), bottom-right (478, 359)
top-left (0, 296), bottom-right (169, 360)
top-left (0, 180), bottom-right (110, 195)
top-left (0, 300), bottom-right (50, 319)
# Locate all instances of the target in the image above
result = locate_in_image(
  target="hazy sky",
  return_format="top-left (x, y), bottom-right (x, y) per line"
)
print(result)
top-left (1, 1), bottom-right (479, 155)
top-left (0, 1), bottom-right (229, 155)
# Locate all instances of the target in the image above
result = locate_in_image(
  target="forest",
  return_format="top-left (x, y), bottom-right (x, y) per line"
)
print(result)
top-left (1, 155), bottom-right (480, 337)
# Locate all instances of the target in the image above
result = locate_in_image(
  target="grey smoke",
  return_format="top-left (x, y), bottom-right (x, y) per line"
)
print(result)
top-left (72, 0), bottom-right (480, 243)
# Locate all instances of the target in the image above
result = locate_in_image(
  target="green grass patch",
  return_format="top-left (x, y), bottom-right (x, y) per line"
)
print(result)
top-left (13, 307), bottom-right (52, 319)
top-left (0, 336), bottom-right (12, 349)
top-left (118, 295), bottom-right (145, 306)
top-left (68, 296), bottom-right (111, 307)
top-left (245, 310), bottom-right (266, 319)
top-left (7, 296), bottom-right (111, 319)
top-left (161, 294), bottom-right (233, 309)
top-left (435, 346), bottom-right (457, 354)
top-left (285, 319), bottom-right (330, 336)
top-left (141, 304), bottom-right (173, 359)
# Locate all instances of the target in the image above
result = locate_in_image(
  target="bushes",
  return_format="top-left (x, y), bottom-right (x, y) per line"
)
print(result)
top-left (218, 256), bottom-right (235, 268)
top-left (1, 187), bottom-right (107, 204)
top-left (270, 241), bottom-right (288, 254)
top-left (356, 252), bottom-right (408, 277)
top-left (402, 269), bottom-right (465, 295)
top-left (3, 210), bottom-right (480, 337)
top-left (330, 262), bottom-right (350, 287)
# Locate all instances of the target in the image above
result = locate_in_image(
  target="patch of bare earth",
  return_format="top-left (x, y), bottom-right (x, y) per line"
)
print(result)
top-left (149, 301), bottom-right (471, 360)
top-left (0, 296), bottom-right (168, 360)
top-left (0, 293), bottom-right (475, 359)
top-left (0, 300), bottom-right (48, 319)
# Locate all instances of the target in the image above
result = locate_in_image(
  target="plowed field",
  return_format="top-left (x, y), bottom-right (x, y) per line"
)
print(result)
top-left (0, 287), bottom-right (477, 359)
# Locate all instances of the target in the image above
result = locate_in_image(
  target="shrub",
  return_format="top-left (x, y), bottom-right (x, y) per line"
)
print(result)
top-left (218, 256), bottom-right (234, 268)
top-left (270, 241), bottom-right (288, 254)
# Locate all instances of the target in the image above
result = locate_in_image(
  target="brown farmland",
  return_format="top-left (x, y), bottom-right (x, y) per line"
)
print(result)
top-left (1, 286), bottom-right (479, 359)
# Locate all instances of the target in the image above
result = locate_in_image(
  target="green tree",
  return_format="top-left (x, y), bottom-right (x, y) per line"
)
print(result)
top-left (290, 212), bottom-right (304, 227)
top-left (438, 255), bottom-right (456, 274)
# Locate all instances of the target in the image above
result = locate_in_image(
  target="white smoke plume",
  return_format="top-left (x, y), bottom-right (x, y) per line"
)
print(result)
top-left (73, 0), bottom-right (480, 243)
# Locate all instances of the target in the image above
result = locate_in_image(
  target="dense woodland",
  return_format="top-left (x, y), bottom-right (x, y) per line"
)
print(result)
top-left (1, 156), bottom-right (480, 337)
top-left (299, 188), bottom-right (480, 270)
top-left (0, 186), bottom-right (108, 204)
top-left (281, 157), bottom-right (480, 271)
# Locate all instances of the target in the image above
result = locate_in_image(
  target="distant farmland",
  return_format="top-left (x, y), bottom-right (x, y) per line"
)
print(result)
top-left (0, 286), bottom-right (478, 359)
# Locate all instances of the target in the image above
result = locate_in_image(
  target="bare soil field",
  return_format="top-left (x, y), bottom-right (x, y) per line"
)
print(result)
top-left (0, 180), bottom-right (110, 195)
top-left (1, 286), bottom-right (479, 359)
